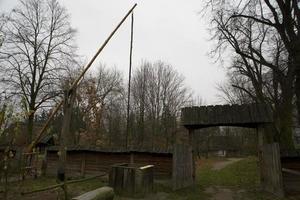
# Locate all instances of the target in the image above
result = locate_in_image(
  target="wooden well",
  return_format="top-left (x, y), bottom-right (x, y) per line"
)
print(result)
top-left (109, 163), bottom-right (154, 197)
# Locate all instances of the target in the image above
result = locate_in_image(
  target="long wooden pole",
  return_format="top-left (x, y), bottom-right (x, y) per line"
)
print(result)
top-left (27, 3), bottom-right (137, 153)
top-left (126, 12), bottom-right (134, 150)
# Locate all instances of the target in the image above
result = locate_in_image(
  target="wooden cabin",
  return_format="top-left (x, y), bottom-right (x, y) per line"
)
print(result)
top-left (45, 146), bottom-right (173, 178)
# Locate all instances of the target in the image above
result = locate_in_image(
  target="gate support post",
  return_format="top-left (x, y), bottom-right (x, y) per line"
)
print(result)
top-left (188, 129), bottom-right (195, 186)
top-left (257, 126), bottom-right (265, 186)
top-left (258, 126), bottom-right (284, 197)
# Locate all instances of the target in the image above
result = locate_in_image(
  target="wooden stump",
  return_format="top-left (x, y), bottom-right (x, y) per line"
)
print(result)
top-left (109, 163), bottom-right (154, 197)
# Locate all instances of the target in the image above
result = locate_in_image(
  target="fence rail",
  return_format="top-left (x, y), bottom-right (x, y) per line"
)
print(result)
top-left (21, 173), bottom-right (107, 196)
top-left (282, 168), bottom-right (300, 176)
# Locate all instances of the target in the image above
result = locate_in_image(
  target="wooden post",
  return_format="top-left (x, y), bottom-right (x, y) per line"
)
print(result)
top-left (261, 143), bottom-right (284, 197)
top-left (172, 129), bottom-right (194, 190)
top-left (34, 148), bottom-right (38, 178)
top-left (80, 153), bottom-right (86, 177)
top-left (3, 151), bottom-right (8, 200)
top-left (130, 153), bottom-right (134, 164)
top-left (41, 147), bottom-right (47, 176)
top-left (57, 86), bottom-right (76, 199)
top-left (257, 126), bottom-right (265, 186)
top-left (189, 129), bottom-right (196, 185)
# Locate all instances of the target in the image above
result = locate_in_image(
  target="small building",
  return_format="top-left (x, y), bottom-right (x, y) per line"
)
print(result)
top-left (45, 146), bottom-right (173, 178)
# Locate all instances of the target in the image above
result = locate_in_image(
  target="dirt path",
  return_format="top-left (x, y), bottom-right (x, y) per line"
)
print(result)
top-left (204, 158), bottom-right (246, 200)
top-left (204, 186), bottom-right (247, 200)
top-left (115, 192), bottom-right (170, 200)
top-left (205, 186), bottom-right (233, 200)
top-left (212, 158), bottom-right (243, 170)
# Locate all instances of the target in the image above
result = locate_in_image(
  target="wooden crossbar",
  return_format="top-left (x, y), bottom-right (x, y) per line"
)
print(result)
top-left (282, 168), bottom-right (300, 176)
top-left (21, 173), bottom-right (107, 196)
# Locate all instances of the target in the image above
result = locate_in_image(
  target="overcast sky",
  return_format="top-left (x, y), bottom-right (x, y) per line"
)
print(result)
top-left (0, 0), bottom-right (227, 104)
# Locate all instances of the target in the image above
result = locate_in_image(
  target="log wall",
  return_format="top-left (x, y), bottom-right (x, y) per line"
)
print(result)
top-left (46, 150), bottom-right (172, 178)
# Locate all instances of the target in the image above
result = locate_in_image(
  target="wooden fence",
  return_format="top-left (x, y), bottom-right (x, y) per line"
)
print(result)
top-left (46, 150), bottom-right (172, 178)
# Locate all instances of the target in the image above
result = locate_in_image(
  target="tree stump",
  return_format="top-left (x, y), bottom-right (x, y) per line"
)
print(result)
top-left (109, 163), bottom-right (154, 197)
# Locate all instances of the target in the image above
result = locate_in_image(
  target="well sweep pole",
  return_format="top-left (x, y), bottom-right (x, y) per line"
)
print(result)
top-left (27, 3), bottom-right (137, 153)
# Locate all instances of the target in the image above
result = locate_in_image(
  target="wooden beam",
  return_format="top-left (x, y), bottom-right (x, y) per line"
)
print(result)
top-left (21, 174), bottom-right (107, 196)
top-left (282, 168), bottom-right (300, 176)
top-left (181, 104), bottom-right (273, 128)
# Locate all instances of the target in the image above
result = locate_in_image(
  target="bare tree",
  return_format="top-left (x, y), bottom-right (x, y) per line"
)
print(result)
top-left (76, 64), bottom-right (124, 143)
top-left (131, 60), bottom-right (192, 150)
top-left (0, 14), bottom-right (6, 47)
top-left (206, 0), bottom-right (297, 148)
top-left (217, 76), bottom-right (254, 105)
top-left (205, 0), bottom-right (300, 125)
top-left (131, 62), bottom-right (149, 147)
top-left (0, 0), bottom-right (77, 143)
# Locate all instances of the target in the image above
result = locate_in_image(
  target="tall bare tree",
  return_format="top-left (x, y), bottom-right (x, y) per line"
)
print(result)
top-left (76, 64), bottom-right (124, 142)
top-left (206, 0), bottom-right (297, 149)
top-left (206, 0), bottom-right (300, 124)
top-left (0, 0), bottom-right (77, 143)
top-left (131, 60), bottom-right (192, 150)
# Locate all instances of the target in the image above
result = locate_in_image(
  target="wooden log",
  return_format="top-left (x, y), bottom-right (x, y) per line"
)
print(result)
top-left (21, 174), bottom-right (106, 195)
top-left (282, 168), bottom-right (300, 176)
top-left (72, 187), bottom-right (114, 200)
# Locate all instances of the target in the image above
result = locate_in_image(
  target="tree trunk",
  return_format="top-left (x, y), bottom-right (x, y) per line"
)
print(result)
top-left (27, 111), bottom-right (34, 144)
top-left (290, 41), bottom-right (300, 125)
top-left (295, 60), bottom-right (300, 126)
top-left (62, 88), bottom-right (76, 146)
top-left (275, 87), bottom-right (295, 150)
top-left (57, 87), bottom-right (76, 199)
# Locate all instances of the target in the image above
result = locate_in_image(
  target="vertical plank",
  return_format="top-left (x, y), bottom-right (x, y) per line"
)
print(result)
top-left (80, 152), bottom-right (86, 177)
top-left (189, 130), bottom-right (195, 186)
top-left (172, 129), bottom-right (194, 190)
top-left (257, 126), bottom-right (265, 186)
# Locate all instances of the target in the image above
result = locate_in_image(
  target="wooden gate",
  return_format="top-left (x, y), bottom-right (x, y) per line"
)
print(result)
top-left (172, 144), bottom-right (194, 190)
top-left (260, 143), bottom-right (284, 197)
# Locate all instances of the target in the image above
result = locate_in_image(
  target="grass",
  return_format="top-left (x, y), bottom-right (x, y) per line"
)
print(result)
top-left (152, 157), bottom-right (290, 200)
top-left (0, 176), bottom-right (106, 199)
top-left (1, 157), bottom-right (295, 200)
top-left (197, 157), bottom-right (260, 188)
top-left (137, 157), bottom-right (261, 200)
top-left (150, 179), bottom-right (210, 200)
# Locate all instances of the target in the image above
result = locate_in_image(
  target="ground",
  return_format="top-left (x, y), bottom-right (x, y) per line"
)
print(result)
top-left (1, 157), bottom-right (298, 200)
